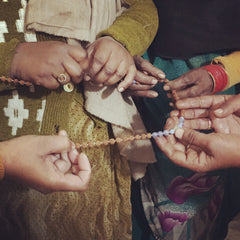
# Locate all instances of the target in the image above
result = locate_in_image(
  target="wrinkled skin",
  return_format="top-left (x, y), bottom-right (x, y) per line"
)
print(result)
top-left (0, 130), bottom-right (91, 193)
top-left (163, 67), bottom-right (214, 100)
top-left (155, 94), bottom-right (240, 172)
top-left (10, 41), bottom-right (88, 89)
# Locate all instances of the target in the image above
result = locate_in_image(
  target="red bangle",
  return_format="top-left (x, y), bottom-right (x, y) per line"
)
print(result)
top-left (203, 64), bottom-right (228, 94)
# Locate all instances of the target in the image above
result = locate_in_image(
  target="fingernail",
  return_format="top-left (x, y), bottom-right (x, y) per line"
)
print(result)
top-left (118, 87), bottom-right (124, 92)
top-left (151, 92), bottom-right (158, 98)
top-left (214, 108), bottom-right (223, 115)
top-left (175, 128), bottom-right (184, 139)
top-left (163, 85), bottom-right (170, 91)
top-left (84, 75), bottom-right (91, 81)
top-left (158, 73), bottom-right (165, 79)
top-left (151, 79), bottom-right (158, 84)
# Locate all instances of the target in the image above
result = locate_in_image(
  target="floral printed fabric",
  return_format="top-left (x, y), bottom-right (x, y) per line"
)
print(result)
top-left (134, 52), bottom-right (235, 240)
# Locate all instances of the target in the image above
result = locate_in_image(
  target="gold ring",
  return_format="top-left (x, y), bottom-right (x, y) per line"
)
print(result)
top-left (57, 73), bottom-right (68, 84)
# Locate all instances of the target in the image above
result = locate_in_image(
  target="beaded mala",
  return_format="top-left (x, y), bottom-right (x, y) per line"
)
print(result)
top-left (0, 75), bottom-right (183, 149)
top-left (74, 116), bottom-right (184, 149)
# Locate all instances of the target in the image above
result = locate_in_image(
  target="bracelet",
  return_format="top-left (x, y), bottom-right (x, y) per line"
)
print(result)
top-left (203, 64), bottom-right (228, 94)
top-left (0, 154), bottom-right (5, 180)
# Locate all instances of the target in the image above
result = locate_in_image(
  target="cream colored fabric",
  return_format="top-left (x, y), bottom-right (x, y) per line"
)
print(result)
top-left (26, 0), bottom-right (124, 43)
top-left (84, 84), bottom-right (157, 180)
top-left (25, 0), bottom-right (157, 180)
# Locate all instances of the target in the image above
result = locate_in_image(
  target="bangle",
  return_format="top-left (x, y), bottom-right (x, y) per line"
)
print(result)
top-left (203, 64), bottom-right (228, 94)
top-left (0, 154), bottom-right (5, 180)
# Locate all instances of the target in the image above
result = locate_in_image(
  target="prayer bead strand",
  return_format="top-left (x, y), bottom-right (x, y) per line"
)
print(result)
top-left (0, 76), bottom-right (32, 87)
top-left (75, 117), bottom-right (184, 149)
top-left (1, 75), bottom-right (183, 149)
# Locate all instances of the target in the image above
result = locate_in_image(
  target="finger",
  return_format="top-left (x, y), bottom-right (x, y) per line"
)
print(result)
top-left (163, 75), bottom-right (194, 91)
top-left (94, 59), bottom-right (118, 84)
top-left (127, 89), bottom-right (158, 98)
top-left (87, 49), bottom-right (109, 79)
top-left (134, 71), bottom-right (158, 85)
top-left (103, 60), bottom-right (127, 86)
top-left (179, 109), bottom-right (210, 119)
top-left (63, 58), bottom-right (84, 84)
top-left (175, 128), bottom-right (210, 149)
top-left (183, 119), bottom-right (212, 130)
top-left (154, 135), bottom-right (186, 162)
top-left (68, 45), bottom-right (87, 62)
top-left (175, 96), bottom-right (215, 109)
top-left (58, 130), bottom-right (68, 136)
top-left (134, 55), bottom-right (165, 79)
top-left (54, 153), bottom-right (71, 173)
top-left (118, 64), bottom-right (136, 92)
top-left (174, 85), bottom-right (204, 99)
top-left (36, 75), bottom-right (60, 89)
top-left (213, 95), bottom-right (240, 118)
top-left (42, 135), bottom-right (72, 154)
top-left (128, 82), bottom-right (156, 91)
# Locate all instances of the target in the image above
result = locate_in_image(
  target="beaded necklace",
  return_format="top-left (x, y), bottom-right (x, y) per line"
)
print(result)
top-left (0, 76), bottom-right (183, 150)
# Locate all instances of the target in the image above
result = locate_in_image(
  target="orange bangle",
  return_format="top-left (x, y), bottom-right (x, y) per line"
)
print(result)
top-left (0, 154), bottom-right (5, 180)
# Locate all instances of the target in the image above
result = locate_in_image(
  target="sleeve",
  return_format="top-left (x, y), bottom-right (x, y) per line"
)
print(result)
top-left (0, 38), bottom-right (20, 92)
top-left (212, 51), bottom-right (240, 90)
top-left (97, 0), bottom-right (159, 56)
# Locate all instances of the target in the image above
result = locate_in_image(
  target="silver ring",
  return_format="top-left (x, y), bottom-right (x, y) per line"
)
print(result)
top-left (57, 73), bottom-right (68, 84)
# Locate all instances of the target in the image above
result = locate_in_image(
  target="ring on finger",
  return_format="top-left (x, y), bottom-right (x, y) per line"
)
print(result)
top-left (57, 73), bottom-right (68, 84)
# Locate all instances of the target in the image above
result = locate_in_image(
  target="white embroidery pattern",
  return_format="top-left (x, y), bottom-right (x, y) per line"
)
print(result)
top-left (18, 0), bottom-right (37, 42)
top-left (36, 99), bottom-right (46, 132)
top-left (4, 90), bottom-right (29, 136)
top-left (0, 21), bottom-right (8, 43)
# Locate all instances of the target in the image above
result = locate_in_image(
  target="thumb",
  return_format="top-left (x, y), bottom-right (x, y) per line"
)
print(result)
top-left (43, 135), bottom-right (72, 154)
top-left (175, 127), bottom-right (209, 149)
top-left (213, 95), bottom-right (240, 118)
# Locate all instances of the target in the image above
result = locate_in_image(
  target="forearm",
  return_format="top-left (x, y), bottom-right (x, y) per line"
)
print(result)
top-left (97, 0), bottom-right (158, 56)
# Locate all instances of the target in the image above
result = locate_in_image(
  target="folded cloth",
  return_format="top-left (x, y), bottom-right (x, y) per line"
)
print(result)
top-left (25, 0), bottom-right (157, 180)
top-left (26, 0), bottom-right (123, 43)
top-left (84, 83), bottom-right (157, 180)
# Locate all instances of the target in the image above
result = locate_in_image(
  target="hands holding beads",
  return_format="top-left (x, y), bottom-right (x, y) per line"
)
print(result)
top-left (155, 94), bottom-right (240, 172)
top-left (0, 130), bottom-right (91, 193)
top-left (10, 41), bottom-right (88, 89)
top-left (125, 55), bottom-right (166, 98)
top-left (163, 67), bottom-right (214, 100)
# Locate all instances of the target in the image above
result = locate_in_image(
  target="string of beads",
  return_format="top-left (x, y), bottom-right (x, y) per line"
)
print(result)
top-left (75, 117), bottom-right (184, 149)
top-left (0, 75), bottom-right (182, 149)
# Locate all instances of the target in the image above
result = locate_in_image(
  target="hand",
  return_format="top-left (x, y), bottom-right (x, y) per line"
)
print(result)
top-left (85, 36), bottom-right (136, 92)
top-left (163, 67), bottom-right (214, 100)
top-left (0, 131), bottom-right (91, 193)
top-left (126, 55), bottom-right (166, 98)
top-left (10, 41), bottom-right (88, 89)
top-left (154, 117), bottom-right (240, 172)
top-left (171, 95), bottom-right (240, 134)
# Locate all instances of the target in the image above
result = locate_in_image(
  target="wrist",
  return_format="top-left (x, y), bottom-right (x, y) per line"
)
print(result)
top-left (203, 64), bottom-right (228, 94)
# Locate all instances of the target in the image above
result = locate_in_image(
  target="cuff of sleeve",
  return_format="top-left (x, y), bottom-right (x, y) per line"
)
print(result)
top-left (0, 38), bottom-right (20, 91)
top-left (212, 52), bottom-right (240, 90)
top-left (0, 155), bottom-right (5, 180)
top-left (203, 64), bottom-right (228, 94)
